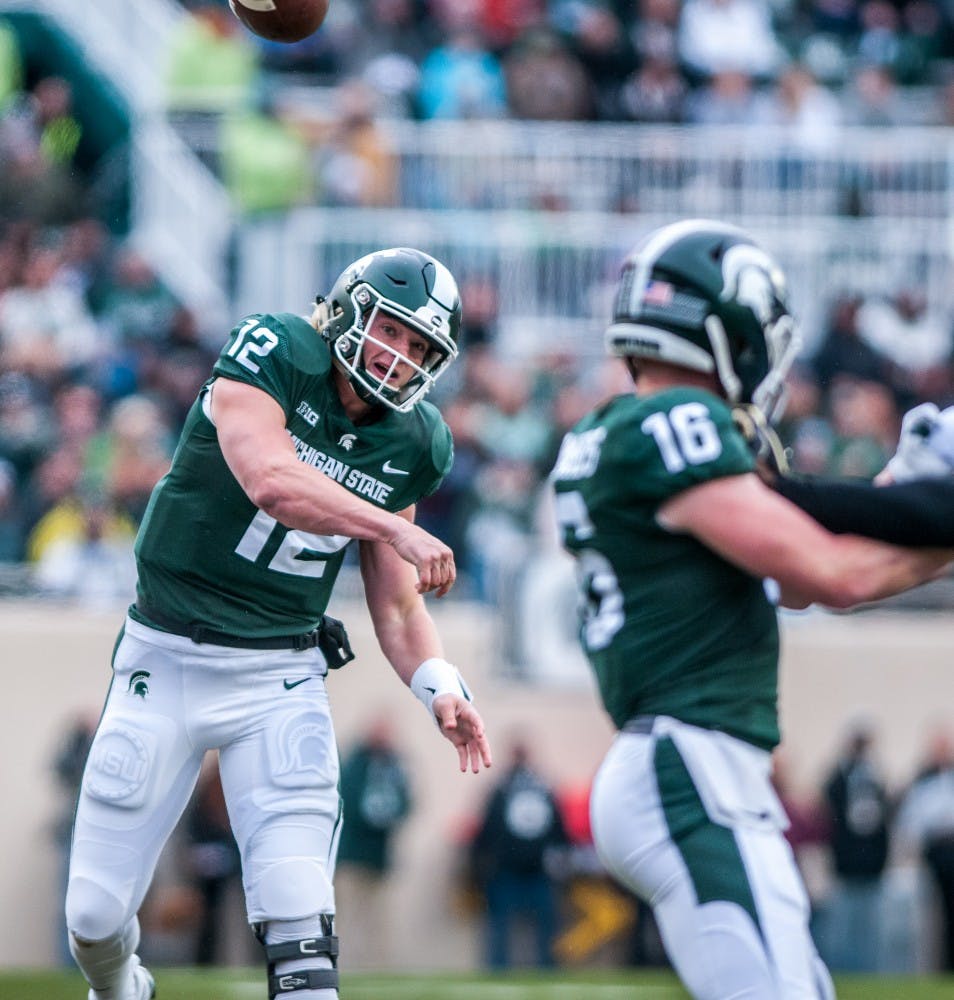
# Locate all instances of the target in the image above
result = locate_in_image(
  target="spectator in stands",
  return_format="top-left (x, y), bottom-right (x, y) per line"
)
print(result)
top-left (220, 89), bottom-right (314, 214)
top-left (619, 34), bottom-right (689, 124)
top-left (628, 0), bottom-right (682, 73)
top-left (0, 240), bottom-right (100, 384)
top-left (684, 68), bottom-right (761, 125)
top-left (32, 489), bottom-right (138, 608)
top-left (344, 0), bottom-right (431, 117)
top-left (53, 382), bottom-right (102, 461)
top-left (304, 79), bottom-right (399, 207)
top-left (0, 455), bottom-right (24, 561)
top-left (95, 247), bottom-right (181, 350)
top-left (23, 447), bottom-right (135, 566)
top-left (85, 394), bottom-right (173, 522)
top-left (417, 27), bottom-right (508, 119)
top-left (753, 63), bottom-right (842, 153)
top-left (470, 741), bottom-right (569, 969)
top-left (856, 286), bottom-right (954, 404)
top-left (895, 728), bottom-right (954, 971)
top-left (142, 306), bottom-right (219, 434)
top-left (0, 77), bottom-right (84, 225)
top-left (554, 2), bottom-right (635, 119)
top-left (166, 3), bottom-right (259, 114)
top-left (842, 63), bottom-right (906, 125)
top-left (0, 17), bottom-right (22, 110)
top-left (825, 375), bottom-right (899, 477)
top-left (811, 292), bottom-right (892, 393)
top-left (677, 0), bottom-right (787, 81)
top-left (818, 722), bottom-right (892, 972)
top-left (482, 0), bottom-right (545, 48)
top-left (0, 370), bottom-right (53, 484)
top-left (335, 716), bottom-right (413, 970)
top-left (58, 217), bottom-right (113, 313)
top-left (504, 28), bottom-right (595, 121)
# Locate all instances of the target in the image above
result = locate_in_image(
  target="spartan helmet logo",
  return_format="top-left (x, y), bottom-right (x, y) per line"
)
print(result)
top-left (720, 244), bottom-right (785, 325)
top-left (337, 433), bottom-right (357, 451)
top-left (127, 670), bottom-right (150, 698)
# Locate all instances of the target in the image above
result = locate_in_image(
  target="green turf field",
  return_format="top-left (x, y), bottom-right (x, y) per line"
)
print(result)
top-left (3, 968), bottom-right (954, 999)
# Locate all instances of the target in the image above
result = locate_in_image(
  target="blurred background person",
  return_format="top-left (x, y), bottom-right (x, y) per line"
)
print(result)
top-left (817, 721), bottom-right (892, 972)
top-left (469, 740), bottom-right (570, 969)
top-left (334, 716), bottom-right (413, 971)
top-left (895, 728), bottom-right (954, 972)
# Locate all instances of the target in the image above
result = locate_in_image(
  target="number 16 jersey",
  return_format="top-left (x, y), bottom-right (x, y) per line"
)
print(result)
top-left (550, 387), bottom-right (780, 750)
top-left (133, 312), bottom-right (453, 639)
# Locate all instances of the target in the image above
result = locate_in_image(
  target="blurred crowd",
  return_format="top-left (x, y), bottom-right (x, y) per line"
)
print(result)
top-left (1, 8), bottom-right (954, 604)
top-left (48, 712), bottom-right (954, 974)
top-left (159, 0), bottom-right (954, 215)
top-left (2, 90), bottom-right (954, 603)
top-left (173, 0), bottom-right (954, 128)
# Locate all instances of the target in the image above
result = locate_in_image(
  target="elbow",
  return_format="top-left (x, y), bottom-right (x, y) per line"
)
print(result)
top-left (245, 467), bottom-right (290, 518)
top-left (808, 573), bottom-right (873, 611)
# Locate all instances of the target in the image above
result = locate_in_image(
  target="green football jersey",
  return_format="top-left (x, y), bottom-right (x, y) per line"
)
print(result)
top-left (551, 387), bottom-right (780, 750)
top-left (132, 312), bottom-right (453, 638)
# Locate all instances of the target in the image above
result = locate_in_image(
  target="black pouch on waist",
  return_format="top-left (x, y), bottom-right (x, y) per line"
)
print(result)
top-left (318, 615), bottom-right (355, 670)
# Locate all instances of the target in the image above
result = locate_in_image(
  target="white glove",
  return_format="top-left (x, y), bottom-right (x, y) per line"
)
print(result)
top-left (884, 402), bottom-right (954, 482)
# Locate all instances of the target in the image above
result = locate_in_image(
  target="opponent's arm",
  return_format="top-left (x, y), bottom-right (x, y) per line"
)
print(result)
top-left (210, 376), bottom-right (454, 594)
top-left (740, 401), bottom-right (954, 546)
top-left (772, 476), bottom-right (954, 547)
top-left (359, 514), bottom-right (492, 774)
top-left (658, 473), bottom-right (954, 610)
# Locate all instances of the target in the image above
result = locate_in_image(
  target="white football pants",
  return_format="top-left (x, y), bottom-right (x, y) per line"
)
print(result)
top-left (65, 615), bottom-right (341, 942)
top-left (590, 717), bottom-right (834, 1000)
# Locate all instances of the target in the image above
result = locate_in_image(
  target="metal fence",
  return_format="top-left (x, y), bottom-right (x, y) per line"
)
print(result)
top-left (234, 208), bottom-right (953, 357)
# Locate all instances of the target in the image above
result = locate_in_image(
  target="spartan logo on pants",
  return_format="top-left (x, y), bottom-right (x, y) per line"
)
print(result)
top-left (269, 712), bottom-right (336, 788)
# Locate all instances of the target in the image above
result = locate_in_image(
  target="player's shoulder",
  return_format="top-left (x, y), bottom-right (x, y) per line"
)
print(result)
top-left (570, 386), bottom-right (752, 492)
top-left (258, 311), bottom-right (333, 375)
top-left (394, 398), bottom-right (453, 470)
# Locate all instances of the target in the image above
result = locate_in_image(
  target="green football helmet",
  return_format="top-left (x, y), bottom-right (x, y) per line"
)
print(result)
top-left (318, 247), bottom-right (461, 412)
top-left (606, 219), bottom-right (801, 420)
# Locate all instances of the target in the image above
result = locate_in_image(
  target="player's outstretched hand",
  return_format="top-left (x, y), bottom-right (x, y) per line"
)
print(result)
top-left (391, 522), bottom-right (457, 597)
top-left (880, 402), bottom-right (954, 484)
top-left (433, 694), bottom-right (493, 774)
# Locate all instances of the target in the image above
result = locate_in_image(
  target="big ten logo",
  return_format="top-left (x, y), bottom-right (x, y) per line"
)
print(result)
top-left (85, 728), bottom-right (150, 806)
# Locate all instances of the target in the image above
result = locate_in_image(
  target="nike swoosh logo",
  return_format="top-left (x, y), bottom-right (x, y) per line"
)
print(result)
top-left (382, 460), bottom-right (410, 476)
top-left (424, 685), bottom-right (437, 695)
top-left (283, 677), bottom-right (312, 690)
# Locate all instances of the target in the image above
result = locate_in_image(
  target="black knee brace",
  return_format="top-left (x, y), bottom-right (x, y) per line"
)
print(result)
top-left (255, 915), bottom-right (340, 997)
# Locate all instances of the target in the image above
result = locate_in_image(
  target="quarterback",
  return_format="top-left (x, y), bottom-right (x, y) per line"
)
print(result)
top-left (64, 247), bottom-right (492, 1000)
top-left (550, 219), bottom-right (954, 999)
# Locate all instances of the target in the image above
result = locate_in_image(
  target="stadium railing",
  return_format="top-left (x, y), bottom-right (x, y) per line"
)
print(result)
top-left (234, 207), bottom-right (953, 356)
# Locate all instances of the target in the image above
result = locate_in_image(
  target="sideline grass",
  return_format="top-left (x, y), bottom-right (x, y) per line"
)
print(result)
top-left (3, 968), bottom-right (954, 999)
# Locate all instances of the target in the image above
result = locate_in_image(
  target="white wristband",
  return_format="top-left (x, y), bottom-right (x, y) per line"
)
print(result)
top-left (410, 657), bottom-right (472, 721)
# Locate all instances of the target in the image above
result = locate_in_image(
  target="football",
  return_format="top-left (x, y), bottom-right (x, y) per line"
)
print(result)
top-left (229, 0), bottom-right (330, 43)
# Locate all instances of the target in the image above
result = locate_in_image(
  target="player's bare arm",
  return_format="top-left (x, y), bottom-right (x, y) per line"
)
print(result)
top-left (360, 520), bottom-right (492, 774)
top-left (658, 472), bottom-right (954, 609)
top-left (211, 375), bottom-right (454, 594)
